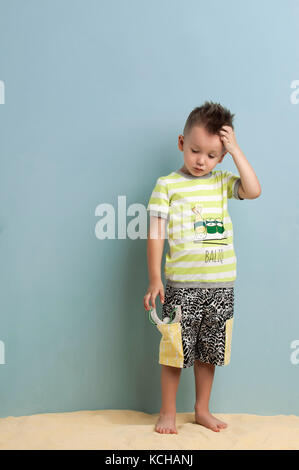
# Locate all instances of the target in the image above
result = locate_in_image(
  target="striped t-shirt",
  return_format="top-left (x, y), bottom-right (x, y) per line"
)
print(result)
top-left (147, 168), bottom-right (244, 288)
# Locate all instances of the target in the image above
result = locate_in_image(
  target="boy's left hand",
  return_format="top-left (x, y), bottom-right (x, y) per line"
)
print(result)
top-left (219, 125), bottom-right (240, 155)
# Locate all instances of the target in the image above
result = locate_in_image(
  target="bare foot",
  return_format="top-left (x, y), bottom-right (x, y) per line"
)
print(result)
top-left (155, 413), bottom-right (178, 434)
top-left (194, 408), bottom-right (228, 432)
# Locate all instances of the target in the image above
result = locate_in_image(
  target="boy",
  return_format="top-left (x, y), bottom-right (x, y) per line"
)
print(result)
top-left (143, 101), bottom-right (261, 434)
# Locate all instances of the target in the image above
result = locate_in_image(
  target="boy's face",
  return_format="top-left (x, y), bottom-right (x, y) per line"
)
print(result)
top-left (178, 125), bottom-right (227, 176)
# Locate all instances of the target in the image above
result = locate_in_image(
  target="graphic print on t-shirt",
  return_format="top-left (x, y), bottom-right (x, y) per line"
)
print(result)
top-left (192, 204), bottom-right (228, 245)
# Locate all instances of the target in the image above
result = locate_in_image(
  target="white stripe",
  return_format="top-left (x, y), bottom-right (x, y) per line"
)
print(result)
top-left (166, 256), bottom-right (236, 268)
top-left (167, 230), bottom-right (234, 245)
top-left (165, 270), bottom-right (236, 280)
top-left (168, 244), bottom-right (235, 258)
top-left (150, 191), bottom-right (169, 201)
top-left (160, 171), bottom-right (222, 186)
top-left (147, 204), bottom-right (169, 214)
top-left (157, 174), bottom-right (180, 185)
top-left (168, 180), bottom-right (223, 196)
top-left (169, 213), bottom-right (232, 224)
top-left (170, 195), bottom-right (227, 206)
top-left (169, 225), bottom-right (233, 236)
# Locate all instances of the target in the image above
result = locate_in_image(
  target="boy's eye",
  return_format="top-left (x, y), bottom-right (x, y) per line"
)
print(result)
top-left (191, 149), bottom-right (215, 158)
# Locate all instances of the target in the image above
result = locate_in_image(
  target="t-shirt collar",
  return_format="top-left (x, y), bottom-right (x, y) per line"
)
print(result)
top-left (175, 169), bottom-right (213, 179)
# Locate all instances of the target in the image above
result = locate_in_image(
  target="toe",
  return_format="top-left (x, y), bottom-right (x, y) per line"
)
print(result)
top-left (219, 419), bottom-right (227, 427)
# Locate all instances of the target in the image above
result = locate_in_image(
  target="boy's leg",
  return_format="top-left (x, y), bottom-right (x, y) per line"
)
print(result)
top-left (193, 360), bottom-right (227, 432)
top-left (193, 287), bottom-right (234, 432)
top-left (155, 364), bottom-right (182, 434)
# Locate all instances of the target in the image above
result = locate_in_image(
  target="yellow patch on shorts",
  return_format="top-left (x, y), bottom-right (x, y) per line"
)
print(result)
top-left (224, 317), bottom-right (234, 365)
top-left (157, 322), bottom-right (184, 368)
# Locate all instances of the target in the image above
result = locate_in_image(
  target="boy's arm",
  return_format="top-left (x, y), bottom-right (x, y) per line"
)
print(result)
top-left (144, 215), bottom-right (167, 310)
top-left (147, 215), bottom-right (166, 283)
top-left (234, 147), bottom-right (261, 199)
top-left (219, 125), bottom-right (262, 199)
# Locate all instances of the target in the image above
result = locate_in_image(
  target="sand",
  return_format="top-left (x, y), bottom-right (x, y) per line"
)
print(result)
top-left (0, 409), bottom-right (298, 450)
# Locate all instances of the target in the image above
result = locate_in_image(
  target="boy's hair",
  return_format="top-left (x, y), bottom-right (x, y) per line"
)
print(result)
top-left (183, 101), bottom-right (235, 138)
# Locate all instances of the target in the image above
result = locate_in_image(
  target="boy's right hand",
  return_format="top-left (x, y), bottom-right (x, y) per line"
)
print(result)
top-left (143, 280), bottom-right (165, 311)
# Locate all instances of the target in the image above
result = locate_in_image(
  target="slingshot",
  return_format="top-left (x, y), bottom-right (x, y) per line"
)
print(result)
top-left (148, 305), bottom-right (182, 325)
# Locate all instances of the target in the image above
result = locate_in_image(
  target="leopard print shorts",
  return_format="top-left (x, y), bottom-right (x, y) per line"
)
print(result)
top-left (161, 284), bottom-right (235, 368)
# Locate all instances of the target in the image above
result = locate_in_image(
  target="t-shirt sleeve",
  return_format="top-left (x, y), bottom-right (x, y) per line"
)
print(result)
top-left (225, 171), bottom-right (244, 200)
top-left (147, 177), bottom-right (170, 219)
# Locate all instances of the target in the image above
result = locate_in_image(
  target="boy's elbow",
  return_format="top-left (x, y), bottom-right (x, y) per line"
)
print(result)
top-left (248, 186), bottom-right (262, 199)
top-left (253, 187), bottom-right (262, 198)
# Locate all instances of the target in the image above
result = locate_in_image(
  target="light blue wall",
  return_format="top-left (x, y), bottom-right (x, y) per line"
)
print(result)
top-left (0, 0), bottom-right (298, 418)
